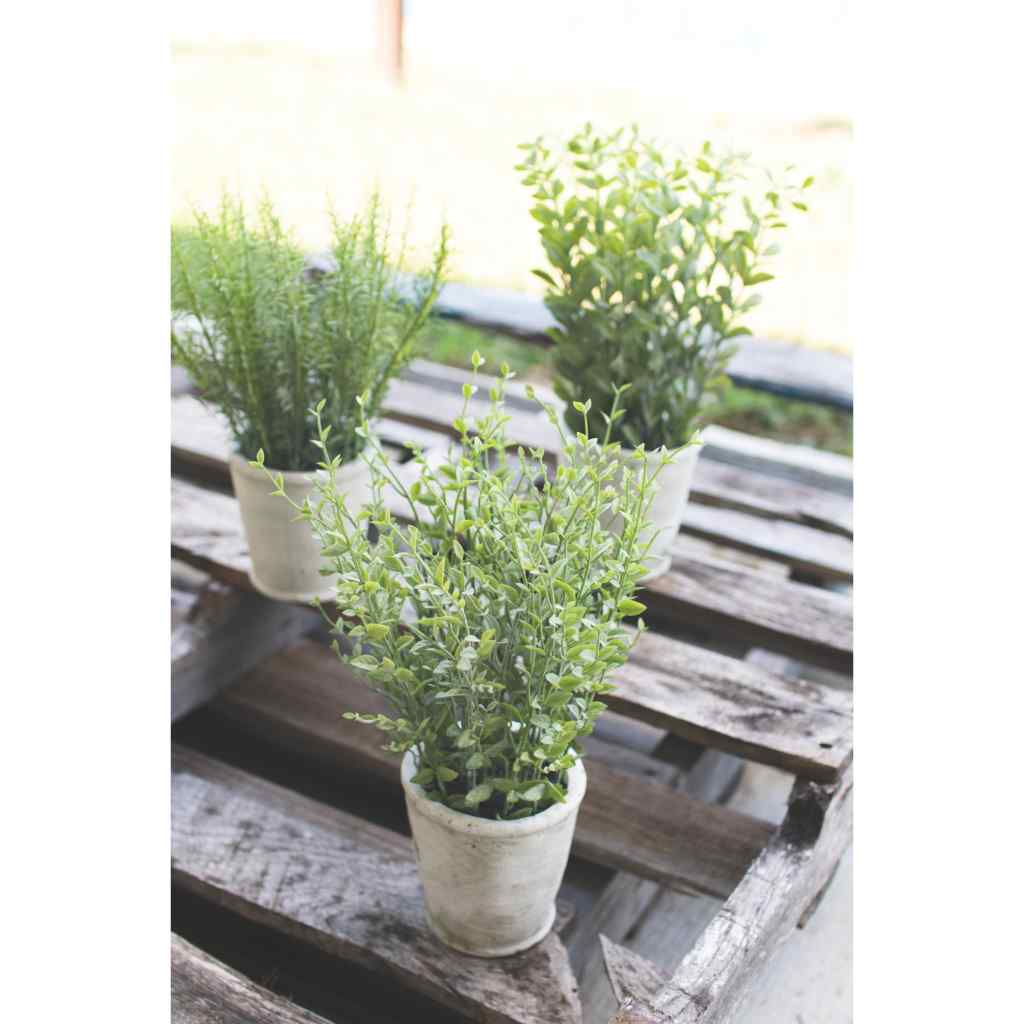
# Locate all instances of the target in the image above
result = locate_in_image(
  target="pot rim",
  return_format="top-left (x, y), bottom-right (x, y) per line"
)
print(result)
top-left (401, 750), bottom-right (587, 838)
top-left (228, 450), bottom-right (372, 485)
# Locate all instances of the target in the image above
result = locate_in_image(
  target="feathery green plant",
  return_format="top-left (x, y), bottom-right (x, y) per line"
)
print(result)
top-left (255, 354), bottom-right (667, 819)
top-left (518, 123), bottom-right (810, 449)
top-left (171, 192), bottom-right (450, 470)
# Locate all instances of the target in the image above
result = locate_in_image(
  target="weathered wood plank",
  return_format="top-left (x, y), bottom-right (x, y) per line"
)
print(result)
top-left (393, 279), bottom-right (853, 410)
top-left (645, 551), bottom-right (853, 674)
top-left (173, 356), bottom-right (852, 505)
top-left (171, 451), bottom-right (852, 675)
top-left (700, 425), bottom-right (852, 497)
top-left (174, 373), bottom-right (852, 578)
top-left (172, 478), bottom-right (252, 587)
top-left (692, 460), bottom-right (852, 538)
top-left (172, 932), bottom-right (332, 1024)
top-left (171, 477), bottom-right (851, 780)
top-left (677, 506), bottom-right (852, 583)
top-left (606, 766), bottom-right (854, 1024)
top-left (171, 744), bottom-right (583, 1024)
top-left (619, 629), bottom-right (852, 781)
top-left (172, 577), bottom-right (319, 722)
top-left (205, 640), bottom-right (773, 899)
top-left (600, 938), bottom-right (669, 1012)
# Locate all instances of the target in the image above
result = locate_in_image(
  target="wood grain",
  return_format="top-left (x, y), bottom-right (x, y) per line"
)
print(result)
top-left (173, 388), bottom-right (853, 586)
top-left (606, 766), bottom-right (853, 1024)
top-left (700, 424), bottom-right (852, 497)
top-left (172, 578), bottom-right (319, 722)
top-left (692, 460), bottom-right (852, 538)
top-left (172, 744), bottom-right (583, 1024)
top-left (677, 505), bottom-right (852, 583)
top-left (172, 477), bottom-right (850, 780)
top-left (204, 640), bottom-right (773, 899)
top-left (645, 550), bottom-right (853, 674)
top-left (171, 467), bottom-right (852, 679)
top-left (172, 932), bottom-right (332, 1024)
top-left (616, 629), bottom-right (853, 781)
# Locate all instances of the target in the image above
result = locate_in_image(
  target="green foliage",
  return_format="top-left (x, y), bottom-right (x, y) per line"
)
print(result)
top-left (171, 192), bottom-right (450, 470)
top-left (517, 123), bottom-right (810, 449)
top-left (257, 357), bottom-right (668, 819)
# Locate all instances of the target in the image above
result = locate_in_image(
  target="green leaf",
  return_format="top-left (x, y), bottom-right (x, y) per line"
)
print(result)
top-left (411, 768), bottom-right (435, 785)
top-left (617, 599), bottom-right (647, 616)
top-left (465, 783), bottom-right (494, 806)
top-left (349, 655), bottom-right (379, 671)
top-left (436, 766), bottom-right (458, 783)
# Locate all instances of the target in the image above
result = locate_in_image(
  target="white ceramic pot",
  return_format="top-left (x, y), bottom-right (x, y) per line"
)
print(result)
top-left (228, 453), bottom-right (373, 603)
top-left (401, 751), bottom-right (587, 957)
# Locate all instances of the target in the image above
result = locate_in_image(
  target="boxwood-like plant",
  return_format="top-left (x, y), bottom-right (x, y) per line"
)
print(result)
top-left (255, 355), bottom-right (668, 819)
top-left (518, 123), bottom-right (810, 448)
top-left (172, 192), bottom-right (449, 471)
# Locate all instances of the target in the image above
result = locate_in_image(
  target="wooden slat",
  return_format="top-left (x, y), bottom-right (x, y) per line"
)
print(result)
top-left (646, 550), bottom-right (853, 674)
top-left (172, 477), bottom-right (251, 586)
top-left (172, 410), bottom-right (853, 669)
top-left (172, 744), bottom-right (583, 1024)
top-left (172, 576), bottom-right (318, 722)
top-left (171, 478), bottom-right (851, 780)
top-left (678, 505), bottom-right (851, 582)
top-left (173, 375), bottom-right (853, 557)
top-left (172, 933), bottom-right (332, 1024)
top-left (205, 640), bottom-right (774, 899)
top-left (701, 424), bottom-right (852, 497)
top-left (618, 630), bottom-right (851, 781)
top-left (693, 459), bottom-right (852, 538)
top-left (605, 766), bottom-right (853, 1024)
top-left (376, 367), bottom-right (853, 580)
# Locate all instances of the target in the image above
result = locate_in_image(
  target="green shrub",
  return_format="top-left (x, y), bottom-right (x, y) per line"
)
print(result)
top-left (171, 192), bottom-right (449, 470)
top-left (518, 123), bottom-right (810, 449)
top-left (256, 356), bottom-right (667, 819)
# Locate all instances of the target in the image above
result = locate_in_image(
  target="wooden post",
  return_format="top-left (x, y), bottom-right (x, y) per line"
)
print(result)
top-left (377, 0), bottom-right (404, 84)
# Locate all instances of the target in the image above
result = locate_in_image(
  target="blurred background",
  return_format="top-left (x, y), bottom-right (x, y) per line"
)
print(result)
top-left (172, 0), bottom-right (852, 452)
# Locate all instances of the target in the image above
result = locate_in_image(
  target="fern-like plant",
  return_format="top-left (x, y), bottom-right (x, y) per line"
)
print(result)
top-left (518, 123), bottom-right (810, 449)
top-left (171, 192), bottom-right (450, 470)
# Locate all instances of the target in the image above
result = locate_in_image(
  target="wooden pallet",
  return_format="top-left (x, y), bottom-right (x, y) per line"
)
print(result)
top-left (170, 359), bottom-right (853, 1024)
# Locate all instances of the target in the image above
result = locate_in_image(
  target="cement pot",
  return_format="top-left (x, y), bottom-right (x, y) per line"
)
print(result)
top-left (400, 751), bottom-right (587, 957)
top-left (228, 453), bottom-right (372, 603)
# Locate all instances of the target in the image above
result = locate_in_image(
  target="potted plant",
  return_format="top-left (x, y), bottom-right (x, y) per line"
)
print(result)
top-left (256, 354), bottom-right (664, 956)
top-left (518, 124), bottom-right (810, 578)
top-left (171, 192), bottom-right (449, 601)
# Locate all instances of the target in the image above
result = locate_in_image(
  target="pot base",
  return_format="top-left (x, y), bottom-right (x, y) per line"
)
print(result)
top-left (248, 570), bottom-right (335, 605)
top-left (423, 902), bottom-right (556, 958)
